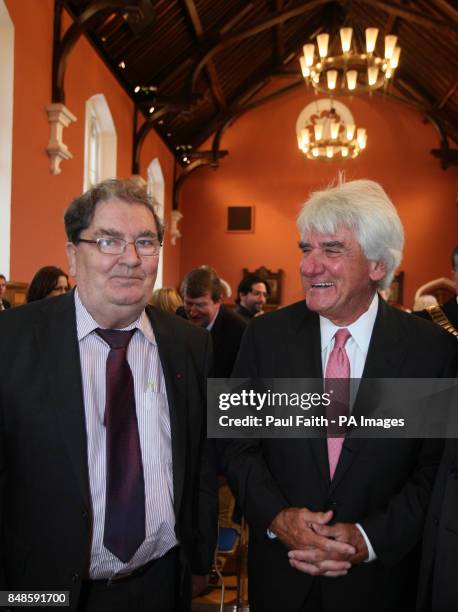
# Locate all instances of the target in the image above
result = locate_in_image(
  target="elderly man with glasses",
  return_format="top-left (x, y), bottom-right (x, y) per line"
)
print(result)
top-left (0, 179), bottom-right (216, 611)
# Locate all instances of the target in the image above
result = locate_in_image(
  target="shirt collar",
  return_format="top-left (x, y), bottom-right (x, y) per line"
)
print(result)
top-left (74, 288), bottom-right (156, 345)
top-left (320, 292), bottom-right (379, 353)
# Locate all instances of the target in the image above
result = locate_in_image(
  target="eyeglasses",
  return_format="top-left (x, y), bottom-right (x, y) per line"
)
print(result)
top-left (77, 236), bottom-right (162, 256)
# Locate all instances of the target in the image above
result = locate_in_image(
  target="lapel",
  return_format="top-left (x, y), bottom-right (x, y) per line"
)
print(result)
top-left (35, 291), bottom-right (90, 506)
top-left (285, 305), bottom-right (331, 484)
top-left (146, 306), bottom-right (187, 519)
top-left (329, 298), bottom-right (407, 491)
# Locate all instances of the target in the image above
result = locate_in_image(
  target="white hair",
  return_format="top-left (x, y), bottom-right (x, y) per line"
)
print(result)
top-left (297, 179), bottom-right (404, 289)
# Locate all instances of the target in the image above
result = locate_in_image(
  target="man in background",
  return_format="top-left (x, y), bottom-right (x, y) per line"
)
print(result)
top-left (220, 179), bottom-right (457, 612)
top-left (415, 245), bottom-right (458, 337)
top-left (0, 179), bottom-right (216, 611)
top-left (181, 266), bottom-right (246, 377)
top-left (416, 246), bottom-right (458, 611)
top-left (235, 274), bottom-right (268, 322)
top-left (0, 274), bottom-right (11, 310)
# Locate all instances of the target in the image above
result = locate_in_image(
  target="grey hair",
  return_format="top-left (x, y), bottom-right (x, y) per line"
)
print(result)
top-left (297, 179), bottom-right (404, 289)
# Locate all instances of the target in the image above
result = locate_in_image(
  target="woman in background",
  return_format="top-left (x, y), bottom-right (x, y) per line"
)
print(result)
top-left (26, 266), bottom-right (70, 303)
top-left (151, 287), bottom-right (183, 314)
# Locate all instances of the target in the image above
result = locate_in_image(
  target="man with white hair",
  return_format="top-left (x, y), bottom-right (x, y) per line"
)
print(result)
top-left (220, 179), bottom-right (457, 612)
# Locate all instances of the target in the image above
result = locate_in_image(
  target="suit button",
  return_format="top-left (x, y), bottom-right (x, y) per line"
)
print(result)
top-left (82, 510), bottom-right (89, 520)
top-left (433, 518), bottom-right (439, 526)
top-left (71, 573), bottom-right (80, 582)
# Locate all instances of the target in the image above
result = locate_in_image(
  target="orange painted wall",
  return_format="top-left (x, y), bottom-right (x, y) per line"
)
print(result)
top-left (179, 82), bottom-right (458, 309)
top-left (5, 0), bottom-right (175, 285)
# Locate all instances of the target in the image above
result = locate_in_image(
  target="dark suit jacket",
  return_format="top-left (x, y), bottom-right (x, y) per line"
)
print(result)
top-left (417, 438), bottom-right (458, 612)
top-left (220, 298), bottom-right (458, 612)
top-left (234, 304), bottom-right (254, 323)
top-left (176, 304), bottom-right (246, 377)
top-left (0, 291), bottom-right (217, 610)
top-left (210, 305), bottom-right (246, 378)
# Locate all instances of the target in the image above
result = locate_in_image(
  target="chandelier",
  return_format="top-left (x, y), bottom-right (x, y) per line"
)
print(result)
top-left (299, 27), bottom-right (401, 94)
top-left (296, 99), bottom-right (367, 161)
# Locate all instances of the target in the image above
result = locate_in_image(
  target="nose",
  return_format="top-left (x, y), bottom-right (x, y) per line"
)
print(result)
top-left (300, 250), bottom-right (325, 277)
top-left (118, 242), bottom-right (141, 265)
top-left (189, 305), bottom-right (201, 318)
top-left (259, 294), bottom-right (266, 304)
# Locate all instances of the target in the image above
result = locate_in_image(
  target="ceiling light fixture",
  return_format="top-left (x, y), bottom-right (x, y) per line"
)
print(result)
top-left (296, 99), bottom-right (367, 161)
top-left (299, 27), bottom-right (401, 94)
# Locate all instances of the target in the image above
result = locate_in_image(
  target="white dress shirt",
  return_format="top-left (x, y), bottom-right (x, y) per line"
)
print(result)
top-left (320, 291), bottom-right (379, 562)
top-left (75, 290), bottom-right (177, 579)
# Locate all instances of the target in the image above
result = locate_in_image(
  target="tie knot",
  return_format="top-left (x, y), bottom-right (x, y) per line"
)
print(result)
top-left (95, 328), bottom-right (135, 349)
top-left (334, 328), bottom-right (351, 349)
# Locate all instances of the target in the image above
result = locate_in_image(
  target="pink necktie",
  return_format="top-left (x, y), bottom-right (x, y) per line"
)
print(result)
top-left (325, 328), bottom-right (351, 479)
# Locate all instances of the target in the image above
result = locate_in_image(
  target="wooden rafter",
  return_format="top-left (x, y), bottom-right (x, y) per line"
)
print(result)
top-left (54, 0), bottom-right (144, 103)
top-left (188, 0), bottom-right (330, 94)
top-left (356, 0), bottom-right (458, 33)
top-left (273, 0), bottom-right (285, 65)
top-left (181, 0), bottom-right (227, 109)
top-left (436, 82), bottom-right (458, 111)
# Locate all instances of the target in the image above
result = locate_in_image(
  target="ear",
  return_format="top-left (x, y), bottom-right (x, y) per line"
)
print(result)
top-left (66, 242), bottom-right (77, 278)
top-left (369, 260), bottom-right (387, 283)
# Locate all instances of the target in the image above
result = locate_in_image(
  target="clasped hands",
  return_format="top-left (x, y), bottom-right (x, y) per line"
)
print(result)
top-left (270, 507), bottom-right (369, 577)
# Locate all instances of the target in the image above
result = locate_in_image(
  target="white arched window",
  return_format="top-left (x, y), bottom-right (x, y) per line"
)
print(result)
top-left (0, 1), bottom-right (14, 277)
top-left (147, 159), bottom-right (165, 289)
top-left (83, 94), bottom-right (117, 190)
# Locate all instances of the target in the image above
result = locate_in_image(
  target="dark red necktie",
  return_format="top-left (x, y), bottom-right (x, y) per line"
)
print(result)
top-left (95, 328), bottom-right (145, 562)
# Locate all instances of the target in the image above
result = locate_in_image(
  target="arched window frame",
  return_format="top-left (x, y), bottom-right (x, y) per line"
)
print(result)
top-left (0, 1), bottom-right (14, 277)
top-left (83, 94), bottom-right (117, 191)
top-left (147, 159), bottom-right (165, 289)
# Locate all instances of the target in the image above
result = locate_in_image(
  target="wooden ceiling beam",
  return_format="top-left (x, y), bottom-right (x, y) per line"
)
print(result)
top-left (355, 0), bottom-right (458, 34)
top-left (193, 75), bottom-right (304, 149)
top-left (423, 0), bottom-right (458, 23)
top-left (220, 3), bottom-right (255, 36)
top-left (394, 77), bottom-right (431, 108)
top-left (436, 81), bottom-right (458, 111)
top-left (189, 0), bottom-right (330, 94)
top-left (273, 0), bottom-right (286, 65)
top-left (54, 0), bottom-right (144, 103)
top-left (181, 0), bottom-right (227, 109)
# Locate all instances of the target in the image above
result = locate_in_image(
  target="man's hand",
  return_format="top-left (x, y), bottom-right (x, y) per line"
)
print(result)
top-left (191, 574), bottom-right (209, 598)
top-left (312, 522), bottom-right (369, 565)
top-left (269, 508), bottom-right (355, 557)
top-left (288, 549), bottom-right (352, 577)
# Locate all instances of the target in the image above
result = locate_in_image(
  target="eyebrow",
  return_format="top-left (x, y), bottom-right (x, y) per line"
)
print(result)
top-left (94, 228), bottom-right (157, 239)
top-left (298, 240), bottom-right (345, 249)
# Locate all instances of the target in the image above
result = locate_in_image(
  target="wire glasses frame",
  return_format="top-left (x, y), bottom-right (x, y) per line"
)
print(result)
top-left (77, 236), bottom-right (162, 257)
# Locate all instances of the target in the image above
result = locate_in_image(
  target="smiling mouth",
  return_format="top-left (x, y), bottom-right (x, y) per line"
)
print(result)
top-left (111, 276), bottom-right (143, 282)
top-left (310, 282), bottom-right (334, 288)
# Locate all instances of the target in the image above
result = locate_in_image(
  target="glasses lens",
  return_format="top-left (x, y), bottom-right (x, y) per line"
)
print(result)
top-left (98, 238), bottom-right (124, 254)
top-left (135, 239), bottom-right (161, 256)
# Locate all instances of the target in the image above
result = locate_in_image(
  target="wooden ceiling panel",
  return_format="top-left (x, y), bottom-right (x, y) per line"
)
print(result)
top-left (62, 0), bottom-right (458, 162)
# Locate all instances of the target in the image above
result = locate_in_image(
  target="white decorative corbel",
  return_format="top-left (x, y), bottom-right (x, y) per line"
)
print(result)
top-left (46, 103), bottom-right (77, 175)
top-left (170, 210), bottom-right (183, 245)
